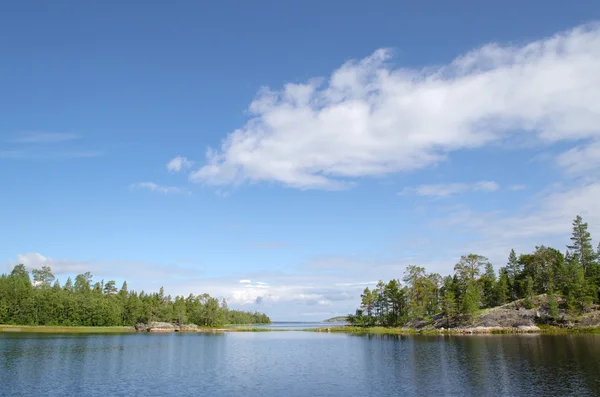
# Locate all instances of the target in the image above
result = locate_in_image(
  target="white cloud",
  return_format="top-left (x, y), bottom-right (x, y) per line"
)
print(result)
top-left (431, 180), bottom-right (600, 265)
top-left (557, 140), bottom-right (600, 175)
top-left (167, 156), bottom-right (193, 172)
top-left (12, 253), bottom-right (89, 274)
top-left (400, 180), bottom-right (500, 198)
top-left (239, 279), bottom-right (251, 284)
top-left (9, 253), bottom-right (203, 284)
top-left (130, 182), bottom-right (186, 195)
top-left (189, 23), bottom-right (600, 189)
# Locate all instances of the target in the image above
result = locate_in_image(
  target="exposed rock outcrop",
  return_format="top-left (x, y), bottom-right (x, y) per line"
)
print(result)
top-left (134, 322), bottom-right (216, 332)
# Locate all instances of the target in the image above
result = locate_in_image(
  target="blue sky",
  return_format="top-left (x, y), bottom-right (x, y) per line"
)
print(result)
top-left (2, 1), bottom-right (600, 320)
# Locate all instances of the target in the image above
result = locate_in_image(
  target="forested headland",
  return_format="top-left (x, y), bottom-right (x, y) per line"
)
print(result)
top-left (347, 215), bottom-right (600, 330)
top-left (0, 269), bottom-right (270, 327)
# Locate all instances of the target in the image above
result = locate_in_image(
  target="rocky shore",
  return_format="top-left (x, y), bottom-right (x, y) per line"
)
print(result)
top-left (134, 322), bottom-right (231, 333)
top-left (321, 295), bottom-right (600, 335)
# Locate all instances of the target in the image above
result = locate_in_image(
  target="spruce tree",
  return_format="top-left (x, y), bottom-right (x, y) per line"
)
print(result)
top-left (506, 249), bottom-right (520, 300)
top-left (567, 215), bottom-right (595, 276)
top-left (495, 268), bottom-right (510, 305)
top-left (441, 276), bottom-right (458, 326)
top-left (481, 263), bottom-right (497, 308)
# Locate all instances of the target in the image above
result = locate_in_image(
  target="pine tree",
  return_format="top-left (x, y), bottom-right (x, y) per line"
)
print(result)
top-left (522, 276), bottom-right (534, 309)
top-left (461, 281), bottom-right (480, 316)
top-left (454, 254), bottom-right (488, 281)
top-left (506, 249), bottom-right (520, 300)
top-left (441, 276), bottom-right (457, 326)
top-left (481, 263), bottom-right (497, 308)
top-left (360, 287), bottom-right (375, 325)
top-left (403, 265), bottom-right (427, 320)
top-left (567, 215), bottom-right (595, 276)
top-left (495, 268), bottom-right (510, 305)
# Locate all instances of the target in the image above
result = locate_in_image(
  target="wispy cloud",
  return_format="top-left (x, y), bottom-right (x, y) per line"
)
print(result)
top-left (187, 23), bottom-right (600, 190)
top-left (400, 180), bottom-right (500, 198)
top-left (130, 182), bottom-right (187, 195)
top-left (557, 140), bottom-right (600, 175)
top-left (167, 156), bottom-right (193, 172)
top-left (508, 184), bottom-right (527, 191)
top-left (0, 149), bottom-right (102, 160)
top-left (430, 180), bottom-right (600, 263)
top-left (12, 133), bottom-right (78, 144)
top-left (9, 252), bottom-right (201, 282)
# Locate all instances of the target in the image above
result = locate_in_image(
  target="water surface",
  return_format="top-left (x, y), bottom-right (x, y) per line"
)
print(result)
top-left (1, 332), bottom-right (599, 396)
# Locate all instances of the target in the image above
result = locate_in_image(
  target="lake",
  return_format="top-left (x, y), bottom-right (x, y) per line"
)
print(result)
top-left (238, 321), bottom-right (348, 330)
top-left (1, 332), bottom-right (599, 396)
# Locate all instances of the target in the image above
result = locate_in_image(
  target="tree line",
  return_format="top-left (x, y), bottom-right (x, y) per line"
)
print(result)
top-left (348, 215), bottom-right (600, 327)
top-left (0, 268), bottom-right (270, 327)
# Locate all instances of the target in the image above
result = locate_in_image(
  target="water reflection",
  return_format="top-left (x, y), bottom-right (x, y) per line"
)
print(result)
top-left (0, 333), bottom-right (598, 396)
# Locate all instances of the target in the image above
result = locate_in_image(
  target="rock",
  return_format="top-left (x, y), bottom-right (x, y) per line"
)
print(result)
top-left (179, 324), bottom-right (199, 332)
top-left (517, 325), bottom-right (540, 332)
top-left (147, 322), bottom-right (176, 332)
top-left (134, 323), bottom-right (147, 332)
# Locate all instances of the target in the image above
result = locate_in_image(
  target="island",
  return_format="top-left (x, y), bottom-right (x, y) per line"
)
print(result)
top-left (317, 215), bottom-right (600, 335)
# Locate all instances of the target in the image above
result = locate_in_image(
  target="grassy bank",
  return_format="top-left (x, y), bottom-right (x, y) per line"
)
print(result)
top-left (0, 325), bottom-right (135, 334)
top-left (313, 326), bottom-right (423, 335)
top-left (230, 326), bottom-right (278, 332)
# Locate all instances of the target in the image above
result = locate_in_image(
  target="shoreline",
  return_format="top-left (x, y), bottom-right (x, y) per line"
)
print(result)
top-left (3, 324), bottom-right (600, 335)
top-left (0, 324), bottom-right (276, 334)
top-left (312, 325), bottom-right (600, 335)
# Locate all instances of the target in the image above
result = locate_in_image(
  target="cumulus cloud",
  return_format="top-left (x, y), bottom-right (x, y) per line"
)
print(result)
top-left (189, 23), bottom-right (600, 189)
top-left (239, 279), bottom-right (251, 284)
top-left (130, 182), bottom-right (186, 194)
top-left (400, 180), bottom-right (500, 198)
top-left (167, 156), bottom-right (193, 172)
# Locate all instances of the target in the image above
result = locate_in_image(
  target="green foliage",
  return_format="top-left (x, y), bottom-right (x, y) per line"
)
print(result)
top-left (522, 276), bottom-right (534, 309)
top-left (441, 276), bottom-right (458, 324)
top-left (0, 267), bottom-right (270, 327)
top-left (547, 291), bottom-right (559, 319)
top-left (506, 249), bottom-right (520, 301)
top-left (347, 215), bottom-right (600, 327)
top-left (461, 281), bottom-right (480, 316)
top-left (481, 263), bottom-right (497, 308)
top-left (568, 215), bottom-right (595, 276)
top-left (495, 268), bottom-right (509, 306)
top-left (454, 254), bottom-right (489, 282)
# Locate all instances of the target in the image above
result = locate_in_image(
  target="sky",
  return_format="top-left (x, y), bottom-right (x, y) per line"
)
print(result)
top-left (1, 1), bottom-right (600, 321)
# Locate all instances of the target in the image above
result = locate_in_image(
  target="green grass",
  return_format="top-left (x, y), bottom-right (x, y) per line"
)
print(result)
top-left (231, 326), bottom-right (279, 332)
top-left (0, 325), bottom-right (135, 334)
top-left (313, 326), bottom-right (422, 335)
top-left (536, 325), bottom-right (600, 334)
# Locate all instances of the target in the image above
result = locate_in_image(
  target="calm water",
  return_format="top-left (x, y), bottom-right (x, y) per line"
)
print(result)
top-left (1, 332), bottom-right (599, 396)
top-left (247, 321), bottom-right (347, 330)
